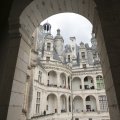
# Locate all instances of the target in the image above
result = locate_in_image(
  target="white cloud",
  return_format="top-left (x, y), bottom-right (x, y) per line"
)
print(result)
top-left (41, 13), bottom-right (93, 46)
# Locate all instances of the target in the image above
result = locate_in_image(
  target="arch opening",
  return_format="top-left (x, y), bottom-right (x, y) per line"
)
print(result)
top-left (48, 71), bottom-right (57, 87)
top-left (84, 76), bottom-right (94, 90)
top-left (72, 77), bottom-right (82, 91)
top-left (2, 0), bottom-right (115, 120)
top-left (85, 95), bottom-right (97, 112)
top-left (73, 96), bottom-right (83, 113)
top-left (47, 94), bottom-right (58, 114)
top-left (60, 73), bottom-right (66, 88)
top-left (60, 95), bottom-right (67, 113)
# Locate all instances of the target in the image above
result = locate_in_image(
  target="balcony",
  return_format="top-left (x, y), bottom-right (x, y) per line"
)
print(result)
top-left (40, 60), bottom-right (72, 71)
top-left (61, 109), bottom-right (67, 113)
top-left (47, 83), bottom-right (57, 87)
top-left (31, 113), bottom-right (55, 120)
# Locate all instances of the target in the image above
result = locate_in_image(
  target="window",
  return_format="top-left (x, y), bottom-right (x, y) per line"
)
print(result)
top-left (81, 52), bottom-right (85, 59)
top-left (68, 55), bottom-right (70, 62)
top-left (46, 57), bottom-right (50, 61)
top-left (86, 105), bottom-right (91, 110)
top-left (89, 118), bottom-right (92, 120)
top-left (68, 77), bottom-right (70, 89)
top-left (99, 95), bottom-right (108, 112)
top-left (72, 47), bottom-right (74, 51)
top-left (38, 71), bottom-right (42, 83)
top-left (47, 43), bottom-right (51, 51)
top-left (86, 96), bottom-right (90, 101)
top-left (83, 64), bottom-right (86, 68)
top-left (96, 75), bottom-right (105, 89)
top-left (84, 77), bottom-right (88, 82)
top-left (36, 92), bottom-right (40, 113)
top-left (46, 105), bottom-right (48, 110)
top-left (75, 118), bottom-right (79, 120)
top-left (85, 85), bottom-right (89, 89)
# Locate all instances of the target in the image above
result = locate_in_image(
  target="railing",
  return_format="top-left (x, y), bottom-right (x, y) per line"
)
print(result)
top-left (47, 84), bottom-right (57, 87)
top-left (31, 113), bottom-right (55, 119)
top-left (40, 60), bottom-right (72, 71)
top-left (86, 109), bottom-right (96, 112)
top-left (73, 109), bottom-right (83, 113)
top-left (61, 109), bottom-right (67, 113)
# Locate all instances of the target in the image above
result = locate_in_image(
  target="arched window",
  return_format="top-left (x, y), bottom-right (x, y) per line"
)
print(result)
top-left (96, 75), bottom-right (105, 89)
top-left (48, 71), bottom-right (57, 87)
top-left (60, 73), bottom-right (66, 88)
top-left (84, 76), bottom-right (94, 90)
top-left (69, 96), bottom-right (71, 112)
top-left (47, 43), bottom-right (51, 51)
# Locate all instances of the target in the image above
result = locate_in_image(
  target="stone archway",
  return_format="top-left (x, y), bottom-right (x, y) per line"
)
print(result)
top-left (47, 93), bottom-right (58, 114)
top-left (48, 70), bottom-right (57, 87)
top-left (0, 0), bottom-right (120, 120)
top-left (73, 96), bottom-right (83, 113)
top-left (85, 95), bottom-right (97, 112)
top-left (60, 94), bottom-right (67, 113)
top-left (60, 73), bottom-right (66, 88)
top-left (72, 77), bottom-right (82, 90)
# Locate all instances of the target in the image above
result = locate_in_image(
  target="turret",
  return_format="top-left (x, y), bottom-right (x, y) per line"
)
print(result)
top-left (69, 37), bottom-right (77, 59)
top-left (54, 29), bottom-right (64, 56)
top-left (42, 22), bottom-right (54, 61)
top-left (91, 33), bottom-right (97, 49)
top-left (79, 41), bottom-right (88, 68)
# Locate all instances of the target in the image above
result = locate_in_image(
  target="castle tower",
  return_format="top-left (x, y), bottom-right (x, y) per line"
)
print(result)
top-left (69, 37), bottom-right (77, 59)
top-left (42, 22), bottom-right (54, 61)
top-left (79, 42), bottom-right (88, 68)
top-left (91, 33), bottom-right (97, 49)
top-left (91, 33), bottom-right (100, 65)
top-left (54, 29), bottom-right (64, 60)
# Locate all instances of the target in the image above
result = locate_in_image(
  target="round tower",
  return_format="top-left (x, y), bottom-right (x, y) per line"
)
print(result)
top-left (54, 29), bottom-right (64, 56)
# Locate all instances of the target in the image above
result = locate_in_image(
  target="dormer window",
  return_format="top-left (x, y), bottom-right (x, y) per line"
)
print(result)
top-left (46, 57), bottom-right (50, 61)
top-left (68, 55), bottom-right (70, 62)
top-left (83, 64), bottom-right (86, 68)
top-left (81, 52), bottom-right (85, 59)
top-left (72, 47), bottom-right (74, 51)
top-left (47, 43), bottom-right (51, 51)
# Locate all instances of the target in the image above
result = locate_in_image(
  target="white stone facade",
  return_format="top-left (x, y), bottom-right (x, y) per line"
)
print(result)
top-left (27, 23), bottom-right (110, 120)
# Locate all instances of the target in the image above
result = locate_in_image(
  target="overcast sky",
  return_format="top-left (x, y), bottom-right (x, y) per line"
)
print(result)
top-left (40, 13), bottom-right (93, 46)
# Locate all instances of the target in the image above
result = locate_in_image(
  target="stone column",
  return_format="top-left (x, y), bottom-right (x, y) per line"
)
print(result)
top-left (81, 76), bottom-right (85, 90)
top-left (71, 96), bottom-right (72, 112)
top-left (66, 75), bottom-right (68, 89)
top-left (83, 97), bottom-right (86, 113)
top-left (96, 96), bottom-right (100, 112)
top-left (67, 96), bottom-right (69, 112)
top-left (93, 75), bottom-right (97, 89)
top-left (43, 93), bottom-right (47, 114)
top-left (57, 72), bottom-right (60, 87)
top-left (57, 95), bottom-right (61, 114)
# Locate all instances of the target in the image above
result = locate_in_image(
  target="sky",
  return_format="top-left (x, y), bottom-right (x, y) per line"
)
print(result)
top-left (40, 13), bottom-right (93, 46)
